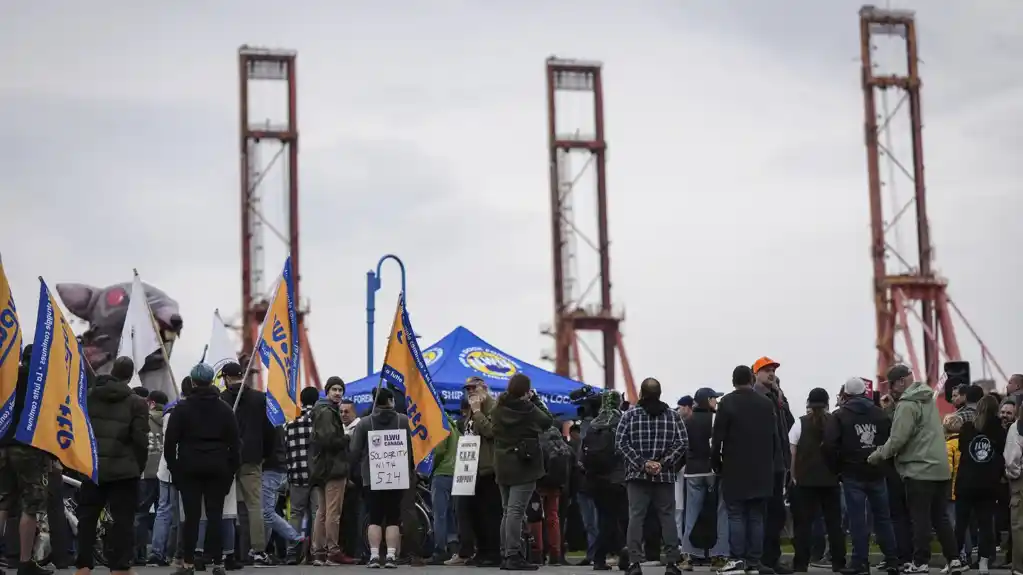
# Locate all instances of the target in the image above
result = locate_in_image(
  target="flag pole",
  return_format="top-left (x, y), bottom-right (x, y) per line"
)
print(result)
top-left (234, 263), bottom-right (286, 412)
top-left (133, 269), bottom-right (180, 401)
top-left (372, 292), bottom-right (404, 415)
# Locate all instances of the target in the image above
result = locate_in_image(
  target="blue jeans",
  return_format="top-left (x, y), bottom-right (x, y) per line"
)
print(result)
top-left (197, 518), bottom-right (236, 557)
top-left (681, 476), bottom-right (730, 557)
top-left (726, 498), bottom-right (767, 566)
top-left (431, 475), bottom-right (458, 553)
top-left (151, 481), bottom-right (180, 561)
top-left (576, 492), bottom-right (598, 561)
top-left (262, 469), bottom-right (302, 543)
top-left (843, 477), bottom-right (897, 568)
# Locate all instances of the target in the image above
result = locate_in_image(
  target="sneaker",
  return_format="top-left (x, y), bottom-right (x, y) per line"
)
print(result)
top-left (840, 566), bottom-right (870, 575)
top-left (625, 563), bottom-right (643, 575)
top-left (711, 557), bottom-right (729, 570)
top-left (903, 564), bottom-right (929, 574)
top-left (666, 563), bottom-right (683, 575)
top-left (367, 557), bottom-right (381, 569)
top-left (594, 563), bottom-right (612, 571)
top-left (978, 558), bottom-right (989, 575)
top-left (946, 559), bottom-right (965, 575)
top-left (444, 555), bottom-right (468, 566)
top-left (250, 552), bottom-right (271, 568)
top-left (717, 559), bottom-right (747, 575)
top-left (15, 563), bottom-right (52, 575)
top-left (772, 563), bottom-right (795, 575)
top-left (211, 565), bottom-right (226, 575)
top-left (147, 555), bottom-right (170, 567)
top-left (327, 552), bottom-right (357, 566)
top-left (312, 553), bottom-right (326, 567)
top-left (384, 556), bottom-right (397, 569)
top-left (680, 556), bottom-right (694, 572)
top-left (875, 562), bottom-right (890, 571)
top-left (500, 557), bottom-right (538, 571)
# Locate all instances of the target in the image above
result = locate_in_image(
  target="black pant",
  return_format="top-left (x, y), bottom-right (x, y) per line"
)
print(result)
top-left (340, 485), bottom-right (364, 560)
top-left (457, 473), bottom-right (502, 561)
top-left (75, 478), bottom-right (139, 571)
top-left (955, 492), bottom-right (997, 560)
top-left (591, 480), bottom-right (628, 564)
top-left (399, 477), bottom-right (421, 558)
top-left (904, 478), bottom-right (958, 565)
top-left (47, 467), bottom-right (72, 568)
top-left (886, 472), bottom-right (914, 563)
top-left (790, 485), bottom-right (846, 570)
top-left (762, 471), bottom-right (786, 568)
top-left (177, 474), bottom-right (232, 565)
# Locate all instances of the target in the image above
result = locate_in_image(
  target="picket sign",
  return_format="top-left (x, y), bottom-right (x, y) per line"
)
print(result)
top-left (368, 429), bottom-right (410, 491)
top-left (452, 435), bottom-right (481, 496)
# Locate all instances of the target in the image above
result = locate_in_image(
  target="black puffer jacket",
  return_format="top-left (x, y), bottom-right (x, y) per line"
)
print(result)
top-left (492, 393), bottom-right (555, 486)
top-left (164, 385), bottom-right (241, 479)
top-left (88, 375), bottom-right (150, 483)
top-left (683, 407), bottom-right (715, 475)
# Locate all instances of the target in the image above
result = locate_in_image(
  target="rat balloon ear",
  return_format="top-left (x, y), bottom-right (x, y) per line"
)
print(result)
top-left (55, 283), bottom-right (98, 321)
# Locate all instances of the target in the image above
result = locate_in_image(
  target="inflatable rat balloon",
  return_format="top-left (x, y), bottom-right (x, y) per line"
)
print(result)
top-left (55, 281), bottom-right (183, 389)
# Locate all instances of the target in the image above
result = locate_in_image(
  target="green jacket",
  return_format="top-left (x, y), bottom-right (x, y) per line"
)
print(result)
top-left (432, 421), bottom-right (461, 477)
top-left (310, 399), bottom-right (350, 484)
top-left (492, 393), bottom-right (555, 486)
top-left (467, 395), bottom-right (497, 477)
top-left (875, 380), bottom-right (950, 481)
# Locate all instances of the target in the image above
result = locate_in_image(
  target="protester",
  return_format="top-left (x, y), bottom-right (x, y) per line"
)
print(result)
top-left (1002, 405), bottom-right (1023, 574)
top-left (823, 377), bottom-right (898, 575)
top-left (677, 397), bottom-right (694, 420)
top-left (679, 387), bottom-right (728, 569)
top-left (75, 356), bottom-right (150, 575)
top-left (218, 361), bottom-right (273, 565)
top-left (428, 414), bottom-right (460, 565)
top-left (309, 376), bottom-right (353, 565)
top-left (164, 363), bottom-right (241, 575)
top-left (492, 373), bottom-right (555, 571)
top-left (712, 366), bottom-right (780, 575)
top-left (788, 388), bottom-right (846, 573)
top-left (1002, 399), bottom-right (1018, 429)
top-left (957, 385), bottom-right (984, 424)
top-left (0, 345), bottom-right (52, 575)
top-left (867, 363), bottom-right (963, 574)
top-left (451, 377), bottom-right (502, 568)
top-left (137, 390), bottom-right (169, 564)
top-left (582, 390), bottom-right (628, 571)
top-left (954, 395), bottom-right (1005, 575)
top-left (349, 387), bottom-right (413, 569)
top-left (283, 386), bottom-right (319, 564)
top-left (338, 399), bottom-right (365, 562)
top-left (751, 356), bottom-right (795, 575)
top-left (617, 377), bottom-right (687, 575)
top-left (150, 378), bottom-right (191, 568)
top-left (261, 424), bottom-right (305, 561)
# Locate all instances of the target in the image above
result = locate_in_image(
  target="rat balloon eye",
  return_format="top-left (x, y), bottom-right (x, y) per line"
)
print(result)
top-left (105, 288), bottom-right (127, 307)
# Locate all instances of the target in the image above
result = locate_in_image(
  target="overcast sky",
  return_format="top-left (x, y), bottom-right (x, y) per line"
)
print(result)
top-left (1, 0), bottom-right (1019, 406)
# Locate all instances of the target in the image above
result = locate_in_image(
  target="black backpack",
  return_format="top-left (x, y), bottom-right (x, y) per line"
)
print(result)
top-left (539, 428), bottom-right (572, 487)
top-left (581, 421), bottom-right (617, 475)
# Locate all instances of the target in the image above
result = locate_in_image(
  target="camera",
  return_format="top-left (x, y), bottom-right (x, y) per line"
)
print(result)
top-left (570, 385), bottom-right (603, 419)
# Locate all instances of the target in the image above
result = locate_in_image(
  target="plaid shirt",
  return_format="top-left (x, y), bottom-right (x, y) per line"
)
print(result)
top-left (285, 406), bottom-right (314, 487)
top-left (615, 402), bottom-right (688, 483)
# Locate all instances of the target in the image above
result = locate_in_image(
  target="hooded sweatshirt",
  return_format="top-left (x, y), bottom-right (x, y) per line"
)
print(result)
top-left (955, 415), bottom-right (1006, 496)
top-left (874, 380), bottom-right (951, 481)
top-left (588, 390), bottom-right (625, 484)
top-left (822, 395), bottom-right (891, 481)
top-left (491, 392), bottom-right (555, 486)
top-left (348, 406), bottom-right (414, 482)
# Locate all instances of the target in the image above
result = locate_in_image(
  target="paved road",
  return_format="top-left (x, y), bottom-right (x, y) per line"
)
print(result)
top-left (121, 564), bottom-right (1014, 568)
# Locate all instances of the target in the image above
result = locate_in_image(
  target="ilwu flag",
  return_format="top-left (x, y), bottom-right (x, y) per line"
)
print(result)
top-left (0, 253), bottom-right (23, 439)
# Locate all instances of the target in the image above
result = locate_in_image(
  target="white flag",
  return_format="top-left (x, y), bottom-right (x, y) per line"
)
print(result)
top-left (206, 310), bottom-right (238, 388)
top-left (116, 273), bottom-right (164, 388)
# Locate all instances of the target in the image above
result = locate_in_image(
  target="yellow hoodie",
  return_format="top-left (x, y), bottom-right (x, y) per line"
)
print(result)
top-left (945, 433), bottom-right (960, 500)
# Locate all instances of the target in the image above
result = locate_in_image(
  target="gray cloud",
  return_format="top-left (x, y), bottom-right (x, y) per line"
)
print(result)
top-left (1, 0), bottom-right (1019, 405)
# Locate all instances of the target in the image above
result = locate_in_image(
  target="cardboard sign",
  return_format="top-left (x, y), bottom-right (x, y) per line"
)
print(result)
top-left (368, 429), bottom-right (410, 491)
top-left (452, 435), bottom-right (481, 496)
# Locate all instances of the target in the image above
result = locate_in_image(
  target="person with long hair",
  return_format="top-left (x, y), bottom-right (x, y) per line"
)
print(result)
top-left (788, 388), bottom-right (846, 572)
top-left (955, 394), bottom-right (1005, 575)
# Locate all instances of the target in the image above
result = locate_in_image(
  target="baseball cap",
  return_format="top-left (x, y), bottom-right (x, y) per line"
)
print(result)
top-left (694, 387), bottom-right (723, 404)
top-left (220, 361), bottom-right (243, 378)
top-left (843, 377), bottom-right (867, 396)
top-left (464, 376), bottom-right (485, 389)
top-left (807, 387), bottom-right (830, 408)
top-left (677, 395), bottom-right (694, 408)
top-left (752, 356), bottom-right (780, 374)
top-left (886, 363), bottom-right (913, 384)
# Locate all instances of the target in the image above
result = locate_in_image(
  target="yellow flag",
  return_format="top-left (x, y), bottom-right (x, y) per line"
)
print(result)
top-left (379, 293), bottom-right (450, 465)
top-left (0, 255), bottom-right (23, 439)
top-left (256, 257), bottom-right (300, 426)
top-left (15, 278), bottom-right (98, 481)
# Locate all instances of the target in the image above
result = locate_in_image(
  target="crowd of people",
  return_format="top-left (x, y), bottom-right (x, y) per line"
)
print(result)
top-left (3, 346), bottom-right (1023, 575)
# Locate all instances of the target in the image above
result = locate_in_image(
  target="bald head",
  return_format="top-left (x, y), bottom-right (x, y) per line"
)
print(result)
top-left (640, 378), bottom-right (661, 400)
top-left (1009, 374), bottom-right (1023, 394)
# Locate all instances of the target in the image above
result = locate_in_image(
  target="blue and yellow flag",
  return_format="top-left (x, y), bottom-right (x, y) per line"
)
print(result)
top-left (15, 278), bottom-right (98, 482)
top-left (0, 256), bottom-right (23, 439)
top-left (256, 257), bottom-right (300, 426)
top-left (379, 293), bottom-right (450, 466)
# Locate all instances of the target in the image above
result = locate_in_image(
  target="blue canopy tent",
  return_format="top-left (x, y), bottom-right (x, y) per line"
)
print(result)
top-left (345, 326), bottom-right (583, 418)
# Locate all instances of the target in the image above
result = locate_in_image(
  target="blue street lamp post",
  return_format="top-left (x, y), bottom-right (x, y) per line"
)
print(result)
top-left (366, 254), bottom-right (407, 376)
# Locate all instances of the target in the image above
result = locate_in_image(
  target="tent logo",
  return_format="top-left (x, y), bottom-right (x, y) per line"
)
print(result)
top-left (459, 347), bottom-right (519, 380)
top-left (423, 347), bottom-right (443, 367)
